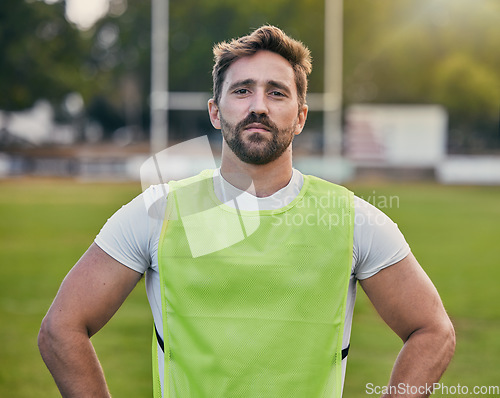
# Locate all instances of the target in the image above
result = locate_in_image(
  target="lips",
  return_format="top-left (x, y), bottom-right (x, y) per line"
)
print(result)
top-left (244, 123), bottom-right (271, 132)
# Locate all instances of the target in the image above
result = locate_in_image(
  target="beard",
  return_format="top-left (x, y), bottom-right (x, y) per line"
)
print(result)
top-left (220, 112), bottom-right (297, 165)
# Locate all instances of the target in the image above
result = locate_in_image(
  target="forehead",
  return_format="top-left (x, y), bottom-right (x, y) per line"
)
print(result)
top-left (223, 50), bottom-right (296, 91)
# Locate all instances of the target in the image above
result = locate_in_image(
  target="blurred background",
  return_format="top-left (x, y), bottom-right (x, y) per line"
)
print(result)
top-left (1, 0), bottom-right (499, 182)
top-left (1, 0), bottom-right (499, 397)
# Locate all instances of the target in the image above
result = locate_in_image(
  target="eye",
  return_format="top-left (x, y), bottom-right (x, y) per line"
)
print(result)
top-left (234, 88), bottom-right (250, 95)
top-left (270, 90), bottom-right (286, 97)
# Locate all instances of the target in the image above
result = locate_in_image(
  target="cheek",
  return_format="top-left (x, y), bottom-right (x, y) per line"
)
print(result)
top-left (276, 107), bottom-right (300, 127)
top-left (219, 102), bottom-right (247, 123)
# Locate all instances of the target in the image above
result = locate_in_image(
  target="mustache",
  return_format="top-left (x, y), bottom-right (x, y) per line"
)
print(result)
top-left (236, 113), bottom-right (278, 133)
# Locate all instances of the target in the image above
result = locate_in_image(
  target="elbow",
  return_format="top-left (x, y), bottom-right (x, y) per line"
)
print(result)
top-left (406, 316), bottom-right (456, 369)
top-left (38, 315), bottom-right (54, 360)
top-left (38, 314), bottom-right (65, 363)
top-left (430, 316), bottom-right (456, 370)
top-left (443, 318), bottom-right (456, 363)
top-left (38, 311), bottom-right (90, 363)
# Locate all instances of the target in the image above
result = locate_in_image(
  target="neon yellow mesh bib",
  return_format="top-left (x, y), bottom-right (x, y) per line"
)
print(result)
top-left (154, 170), bottom-right (354, 398)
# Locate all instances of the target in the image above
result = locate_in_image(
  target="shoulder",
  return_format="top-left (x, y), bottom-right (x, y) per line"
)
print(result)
top-left (141, 183), bottom-right (170, 219)
top-left (94, 183), bottom-right (169, 273)
top-left (352, 194), bottom-right (410, 280)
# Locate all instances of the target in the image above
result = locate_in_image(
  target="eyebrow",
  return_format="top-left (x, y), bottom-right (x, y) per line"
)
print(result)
top-left (227, 79), bottom-right (292, 95)
top-left (267, 80), bottom-right (292, 95)
top-left (227, 79), bottom-right (256, 93)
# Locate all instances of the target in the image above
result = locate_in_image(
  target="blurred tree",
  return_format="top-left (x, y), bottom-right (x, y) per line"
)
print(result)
top-left (343, 0), bottom-right (500, 152)
top-left (0, 0), bottom-right (88, 111)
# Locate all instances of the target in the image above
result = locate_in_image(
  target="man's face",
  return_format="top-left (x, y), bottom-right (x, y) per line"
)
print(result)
top-left (209, 51), bottom-right (308, 165)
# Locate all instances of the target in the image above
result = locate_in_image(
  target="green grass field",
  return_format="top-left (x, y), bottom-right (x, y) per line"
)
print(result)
top-left (0, 178), bottom-right (499, 397)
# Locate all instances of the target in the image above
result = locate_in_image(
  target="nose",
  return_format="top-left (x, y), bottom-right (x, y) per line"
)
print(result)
top-left (249, 91), bottom-right (268, 116)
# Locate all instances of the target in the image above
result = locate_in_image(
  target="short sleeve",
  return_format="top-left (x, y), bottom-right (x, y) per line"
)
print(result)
top-left (352, 196), bottom-right (410, 280)
top-left (94, 184), bottom-right (168, 274)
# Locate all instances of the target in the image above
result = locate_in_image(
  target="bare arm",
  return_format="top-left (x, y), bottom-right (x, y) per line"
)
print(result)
top-left (38, 243), bottom-right (143, 397)
top-left (360, 253), bottom-right (455, 398)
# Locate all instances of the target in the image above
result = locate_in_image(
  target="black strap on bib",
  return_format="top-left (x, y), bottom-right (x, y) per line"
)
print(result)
top-left (155, 324), bottom-right (164, 352)
top-left (341, 344), bottom-right (350, 360)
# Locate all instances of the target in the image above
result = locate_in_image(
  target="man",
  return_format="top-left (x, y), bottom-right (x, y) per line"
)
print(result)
top-left (38, 25), bottom-right (455, 397)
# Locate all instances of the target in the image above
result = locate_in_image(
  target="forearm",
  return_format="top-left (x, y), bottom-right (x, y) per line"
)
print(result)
top-left (383, 322), bottom-right (455, 398)
top-left (38, 323), bottom-right (111, 398)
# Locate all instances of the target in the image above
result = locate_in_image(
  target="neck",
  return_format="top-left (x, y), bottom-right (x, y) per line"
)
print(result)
top-left (220, 143), bottom-right (294, 198)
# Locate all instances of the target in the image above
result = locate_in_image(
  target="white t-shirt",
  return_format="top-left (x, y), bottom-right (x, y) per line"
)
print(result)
top-left (95, 168), bottom-right (410, 395)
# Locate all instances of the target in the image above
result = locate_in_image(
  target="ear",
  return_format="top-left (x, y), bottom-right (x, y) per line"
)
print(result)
top-left (294, 104), bottom-right (308, 136)
top-left (208, 99), bottom-right (221, 130)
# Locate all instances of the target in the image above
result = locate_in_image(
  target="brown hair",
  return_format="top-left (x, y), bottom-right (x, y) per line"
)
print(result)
top-left (212, 25), bottom-right (312, 108)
